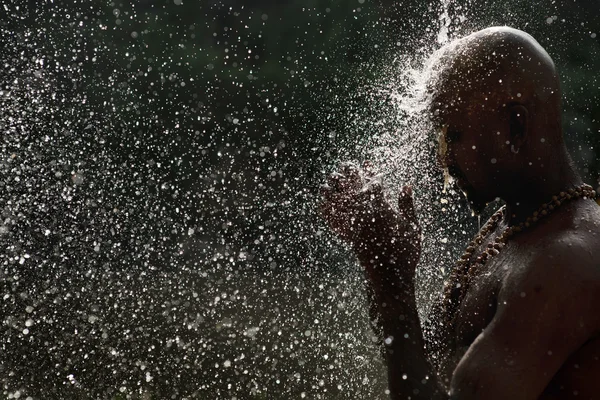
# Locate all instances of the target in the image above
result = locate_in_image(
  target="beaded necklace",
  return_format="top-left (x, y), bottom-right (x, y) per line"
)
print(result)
top-left (443, 183), bottom-right (597, 326)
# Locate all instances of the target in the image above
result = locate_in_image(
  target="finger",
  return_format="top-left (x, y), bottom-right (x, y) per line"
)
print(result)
top-left (362, 160), bottom-right (375, 179)
top-left (362, 161), bottom-right (385, 189)
top-left (360, 179), bottom-right (385, 204)
top-left (320, 185), bottom-right (345, 209)
top-left (361, 178), bottom-right (383, 193)
top-left (318, 199), bottom-right (345, 231)
top-left (327, 172), bottom-right (344, 190)
top-left (318, 199), bottom-right (332, 218)
top-left (341, 163), bottom-right (361, 190)
top-left (318, 192), bottom-right (337, 217)
top-left (362, 160), bottom-right (380, 181)
top-left (398, 185), bottom-right (417, 221)
top-left (320, 182), bottom-right (350, 210)
top-left (340, 160), bottom-right (359, 170)
top-left (320, 183), bottom-right (333, 198)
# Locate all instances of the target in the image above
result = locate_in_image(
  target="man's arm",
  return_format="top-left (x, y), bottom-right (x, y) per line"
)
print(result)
top-left (363, 243), bottom-right (598, 399)
top-left (320, 163), bottom-right (442, 398)
top-left (359, 247), bottom-right (446, 399)
top-left (320, 165), bottom-right (596, 399)
top-left (449, 247), bottom-right (597, 399)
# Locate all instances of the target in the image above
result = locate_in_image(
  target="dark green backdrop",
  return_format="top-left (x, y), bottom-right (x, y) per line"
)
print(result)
top-left (1, 1), bottom-right (598, 399)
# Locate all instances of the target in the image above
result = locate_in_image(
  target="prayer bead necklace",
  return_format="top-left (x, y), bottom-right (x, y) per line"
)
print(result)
top-left (443, 184), bottom-right (597, 325)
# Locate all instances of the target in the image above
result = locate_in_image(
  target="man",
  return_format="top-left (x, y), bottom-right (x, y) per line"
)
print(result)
top-left (320, 27), bottom-right (600, 399)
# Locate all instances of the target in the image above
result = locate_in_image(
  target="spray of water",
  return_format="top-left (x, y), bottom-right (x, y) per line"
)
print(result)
top-left (0, 1), bottom-right (495, 399)
top-left (338, 11), bottom-right (480, 318)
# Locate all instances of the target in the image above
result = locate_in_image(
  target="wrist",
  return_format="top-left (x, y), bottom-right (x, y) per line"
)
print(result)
top-left (354, 237), bottom-right (419, 270)
top-left (369, 274), bottom-right (417, 323)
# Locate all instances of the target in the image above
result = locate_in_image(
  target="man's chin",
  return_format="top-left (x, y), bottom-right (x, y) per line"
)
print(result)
top-left (468, 198), bottom-right (487, 216)
top-left (460, 187), bottom-right (487, 215)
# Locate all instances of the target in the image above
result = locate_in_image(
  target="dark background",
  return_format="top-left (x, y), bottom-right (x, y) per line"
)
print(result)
top-left (1, 0), bottom-right (599, 399)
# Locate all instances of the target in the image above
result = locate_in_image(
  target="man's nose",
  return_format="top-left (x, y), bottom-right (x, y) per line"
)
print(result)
top-left (437, 139), bottom-right (451, 168)
top-left (436, 147), bottom-right (446, 168)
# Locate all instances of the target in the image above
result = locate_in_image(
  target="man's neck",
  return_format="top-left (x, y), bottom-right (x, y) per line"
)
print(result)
top-left (502, 155), bottom-right (583, 226)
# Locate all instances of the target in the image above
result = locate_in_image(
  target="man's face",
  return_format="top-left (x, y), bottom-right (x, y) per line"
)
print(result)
top-left (434, 98), bottom-right (500, 215)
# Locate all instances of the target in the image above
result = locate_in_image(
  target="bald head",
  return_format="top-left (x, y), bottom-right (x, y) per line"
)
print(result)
top-left (426, 27), bottom-right (574, 213)
top-left (429, 27), bottom-right (562, 139)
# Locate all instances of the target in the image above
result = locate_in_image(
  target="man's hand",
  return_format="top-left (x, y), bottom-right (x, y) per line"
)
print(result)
top-left (319, 162), bottom-right (421, 278)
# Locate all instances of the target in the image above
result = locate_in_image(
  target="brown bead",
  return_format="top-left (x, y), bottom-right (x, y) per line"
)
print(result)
top-left (447, 188), bottom-right (598, 327)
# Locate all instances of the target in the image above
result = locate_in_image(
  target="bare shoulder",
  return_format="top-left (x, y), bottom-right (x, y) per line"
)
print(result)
top-left (533, 199), bottom-right (600, 276)
top-left (522, 199), bottom-right (600, 278)
top-left (500, 200), bottom-right (600, 330)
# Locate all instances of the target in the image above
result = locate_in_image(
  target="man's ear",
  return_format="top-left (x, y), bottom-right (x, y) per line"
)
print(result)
top-left (509, 104), bottom-right (529, 150)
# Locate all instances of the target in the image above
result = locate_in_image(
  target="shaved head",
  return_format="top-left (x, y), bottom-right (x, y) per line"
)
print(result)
top-left (425, 27), bottom-right (573, 214)
top-left (430, 27), bottom-right (562, 139)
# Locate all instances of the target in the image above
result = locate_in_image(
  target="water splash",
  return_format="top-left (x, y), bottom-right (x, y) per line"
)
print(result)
top-left (437, 0), bottom-right (453, 44)
top-left (0, 1), bottom-right (516, 399)
top-left (346, 6), bottom-right (477, 317)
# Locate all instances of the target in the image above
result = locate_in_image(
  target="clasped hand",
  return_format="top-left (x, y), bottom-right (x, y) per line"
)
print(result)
top-left (319, 162), bottom-right (422, 280)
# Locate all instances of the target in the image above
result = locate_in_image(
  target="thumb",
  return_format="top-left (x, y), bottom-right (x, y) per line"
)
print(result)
top-left (398, 185), bottom-right (416, 221)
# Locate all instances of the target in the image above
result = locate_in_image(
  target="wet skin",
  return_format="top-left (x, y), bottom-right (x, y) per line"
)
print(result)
top-left (435, 199), bottom-right (600, 399)
top-left (321, 27), bottom-right (600, 399)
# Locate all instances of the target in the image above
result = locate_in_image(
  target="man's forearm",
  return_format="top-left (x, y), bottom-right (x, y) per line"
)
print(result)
top-left (358, 251), bottom-right (447, 399)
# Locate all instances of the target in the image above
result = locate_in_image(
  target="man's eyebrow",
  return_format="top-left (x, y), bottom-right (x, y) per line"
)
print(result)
top-left (425, 98), bottom-right (440, 115)
top-left (427, 103), bottom-right (446, 123)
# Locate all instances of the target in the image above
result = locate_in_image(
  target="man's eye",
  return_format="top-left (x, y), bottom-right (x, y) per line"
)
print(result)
top-left (446, 129), bottom-right (460, 143)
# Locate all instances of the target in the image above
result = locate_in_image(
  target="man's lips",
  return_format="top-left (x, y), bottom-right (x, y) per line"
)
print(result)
top-left (447, 165), bottom-right (467, 186)
top-left (446, 167), bottom-right (475, 197)
top-left (455, 178), bottom-right (468, 189)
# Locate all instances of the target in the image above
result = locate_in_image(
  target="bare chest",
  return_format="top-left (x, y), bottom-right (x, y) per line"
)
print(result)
top-left (426, 199), bottom-right (600, 381)
top-left (426, 231), bottom-right (514, 373)
top-left (452, 255), bottom-right (504, 347)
